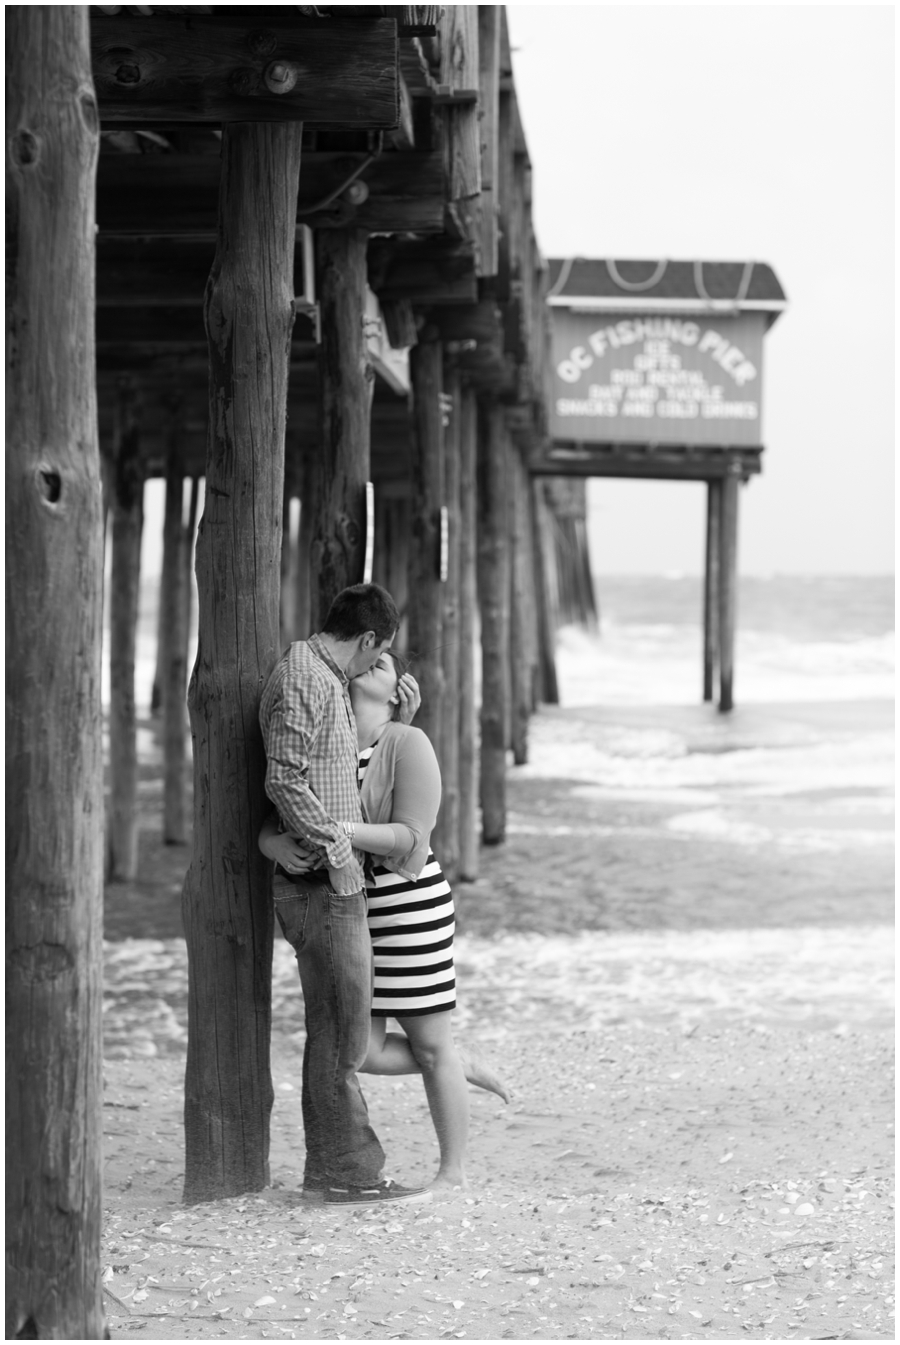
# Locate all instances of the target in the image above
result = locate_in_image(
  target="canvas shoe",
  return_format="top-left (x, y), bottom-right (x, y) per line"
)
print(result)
top-left (322, 1178), bottom-right (432, 1207)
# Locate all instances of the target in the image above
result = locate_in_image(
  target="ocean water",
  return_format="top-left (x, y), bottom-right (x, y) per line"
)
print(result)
top-left (109, 574), bottom-right (894, 713)
top-left (557, 574), bottom-right (895, 706)
top-left (525, 575), bottom-right (893, 866)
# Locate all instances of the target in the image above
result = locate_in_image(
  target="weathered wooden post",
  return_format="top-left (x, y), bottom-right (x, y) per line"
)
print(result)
top-left (182, 121), bottom-right (302, 1203)
top-left (295, 451), bottom-right (316, 643)
top-left (457, 384), bottom-right (480, 878)
top-left (703, 478), bottom-right (722, 703)
top-left (107, 374), bottom-right (144, 880)
top-left (477, 400), bottom-right (511, 844)
top-left (407, 335), bottom-right (446, 750)
top-left (6, 6), bottom-right (105, 1336)
top-left (433, 361), bottom-right (461, 879)
top-left (280, 441), bottom-right (302, 648)
top-left (309, 228), bottom-right (372, 629)
top-left (508, 441), bottom-right (532, 764)
top-left (531, 479), bottom-right (560, 705)
top-left (160, 401), bottom-right (189, 845)
top-left (718, 462), bottom-right (741, 714)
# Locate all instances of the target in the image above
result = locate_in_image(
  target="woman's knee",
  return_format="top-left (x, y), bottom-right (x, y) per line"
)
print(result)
top-left (404, 1016), bottom-right (454, 1074)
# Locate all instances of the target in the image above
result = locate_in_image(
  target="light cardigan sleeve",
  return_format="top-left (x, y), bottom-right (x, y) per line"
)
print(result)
top-left (387, 727), bottom-right (442, 854)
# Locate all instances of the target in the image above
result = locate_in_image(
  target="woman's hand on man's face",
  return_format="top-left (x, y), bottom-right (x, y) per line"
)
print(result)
top-left (395, 672), bottom-right (421, 724)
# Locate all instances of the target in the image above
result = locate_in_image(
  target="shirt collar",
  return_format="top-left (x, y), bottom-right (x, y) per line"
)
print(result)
top-left (308, 632), bottom-right (350, 687)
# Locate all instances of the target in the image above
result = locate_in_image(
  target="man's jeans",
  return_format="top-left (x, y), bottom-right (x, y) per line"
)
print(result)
top-left (273, 873), bottom-right (385, 1189)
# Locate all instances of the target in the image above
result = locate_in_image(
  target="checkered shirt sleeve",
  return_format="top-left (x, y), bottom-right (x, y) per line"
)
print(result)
top-left (259, 637), bottom-right (363, 872)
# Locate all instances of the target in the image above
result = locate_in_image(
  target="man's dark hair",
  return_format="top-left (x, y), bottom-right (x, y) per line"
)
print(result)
top-left (321, 583), bottom-right (400, 644)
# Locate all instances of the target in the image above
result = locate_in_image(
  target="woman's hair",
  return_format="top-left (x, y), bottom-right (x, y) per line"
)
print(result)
top-left (385, 649), bottom-right (410, 721)
top-left (321, 583), bottom-right (400, 644)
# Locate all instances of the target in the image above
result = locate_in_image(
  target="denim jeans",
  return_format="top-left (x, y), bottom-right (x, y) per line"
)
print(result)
top-left (273, 873), bottom-right (385, 1188)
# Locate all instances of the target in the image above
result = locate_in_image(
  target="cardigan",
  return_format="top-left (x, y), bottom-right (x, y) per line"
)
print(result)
top-left (359, 722), bottom-right (442, 881)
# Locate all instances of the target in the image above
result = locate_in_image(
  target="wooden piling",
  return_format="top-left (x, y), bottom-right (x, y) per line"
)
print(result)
top-left (160, 404), bottom-right (188, 846)
top-left (107, 376), bottom-right (144, 881)
top-left (508, 442), bottom-right (532, 764)
top-left (434, 361), bottom-right (461, 880)
top-left (703, 479), bottom-right (722, 703)
top-left (280, 441), bottom-right (303, 648)
top-left (6, 7), bottom-right (105, 1336)
top-left (182, 121), bottom-right (302, 1204)
top-left (457, 384), bottom-right (480, 878)
top-left (407, 337), bottom-right (446, 751)
top-left (309, 228), bottom-right (372, 629)
top-left (295, 451), bottom-right (316, 643)
top-left (718, 463), bottom-right (740, 714)
top-left (477, 400), bottom-right (510, 844)
top-left (531, 480), bottom-right (560, 705)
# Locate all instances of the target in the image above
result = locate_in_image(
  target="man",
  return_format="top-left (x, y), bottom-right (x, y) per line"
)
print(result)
top-left (259, 583), bottom-right (429, 1207)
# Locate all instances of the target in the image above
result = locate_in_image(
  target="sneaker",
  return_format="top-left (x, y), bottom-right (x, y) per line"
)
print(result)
top-left (323, 1178), bottom-right (432, 1207)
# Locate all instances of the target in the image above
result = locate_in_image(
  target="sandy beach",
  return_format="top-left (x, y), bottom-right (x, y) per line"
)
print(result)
top-left (99, 596), bottom-right (894, 1341)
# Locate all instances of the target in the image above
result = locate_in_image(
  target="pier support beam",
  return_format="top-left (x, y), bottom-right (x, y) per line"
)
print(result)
top-left (477, 401), bottom-right (510, 844)
top-left (182, 121), bottom-right (302, 1204)
top-left (407, 337), bottom-right (446, 752)
top-left (310, 228), bottom-right (372, 628)
top-left (703, 479), bottom-right (722, 703)
top-left (434, 361), bottom-right (461, 880)
top-left (718, 465), bottom-right (740, 714)
top-left (532, 480), bottom-right (560, 705)
top-left (160, 405), bottom-right (189, 846)
top-left (509, 444), bottom-right (534, 764)
top-left (107, 376), bottom-right (144, 881)
top-left (6, 6), bottom-right (105, 1336)
top-left (457, 385), bottom-right (480, 879)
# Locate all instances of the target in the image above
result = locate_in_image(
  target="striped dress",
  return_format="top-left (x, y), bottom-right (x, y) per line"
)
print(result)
top-left (358, 744), bottom-right (456, 1017)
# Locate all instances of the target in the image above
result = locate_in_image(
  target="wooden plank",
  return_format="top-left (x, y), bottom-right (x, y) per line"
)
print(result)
top-left (308, 229), bottom-right (372, 629)
top-left (440, 6), bottom-right (481, 261)
top-left (426, 299), bottom-right (502, 345)
top-left (107, 377), bottom-right (144, 882)
top-left (703, 480), bottom-right (722, 702)
top-left (433, 361), bottom-right (462, 881)
top-left (386, 70), bottom-right (415, 149)
top-left (97, 151), bottom-right (446, 236)
top-left (457, 384), bottom-right (480, 878)
top-left (718, 464), bottom-right (740, 713)
top-left (367, 236), bottom-right (477, 306)
top-left (5, 9), bottom-right (105, 1337)
top-left (406, 338), bottom-right (445, 753)
top-left (494, 85), bottom-right (514, 301)
top-left (477, 400), bottom-right (510, 844)
top-left (528, 444), bottom-right (764, 482)
top-left (476, 6), bottom-right (500, 277)
top-left (182, 120), bottom-right (303, 1204)
top-left (91, 14), bottom-right (399, 125)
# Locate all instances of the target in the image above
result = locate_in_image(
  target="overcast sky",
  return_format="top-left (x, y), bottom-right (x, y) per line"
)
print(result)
top-left (507, 3), bottom-right (895, 575)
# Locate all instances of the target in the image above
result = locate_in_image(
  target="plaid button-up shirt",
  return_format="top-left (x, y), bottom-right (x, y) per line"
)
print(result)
top-left (259, 633), bottom-right (363, 875)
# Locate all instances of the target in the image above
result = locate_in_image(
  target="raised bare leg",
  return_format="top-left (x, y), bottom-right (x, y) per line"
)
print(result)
top-left (456, 1045), bottom-right (511, 1104)
top-left (361, 1020), bottom-right (510, 1103)
top-left (359, 1018), bottom-right (422, 1074)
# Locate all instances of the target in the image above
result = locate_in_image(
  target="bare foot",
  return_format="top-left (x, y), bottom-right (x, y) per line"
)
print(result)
top-left (458, 1048), bottom-right (511, 1103)
top-left (428, 1173), bottom-right (470, 1194)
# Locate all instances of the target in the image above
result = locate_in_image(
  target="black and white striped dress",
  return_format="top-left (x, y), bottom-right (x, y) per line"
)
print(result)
top-left (358, 744), bottom-right (456, 1017)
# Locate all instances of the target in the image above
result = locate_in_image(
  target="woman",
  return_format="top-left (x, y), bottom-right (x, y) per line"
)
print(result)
top-left (260, 649), bottom-right (508, 1192)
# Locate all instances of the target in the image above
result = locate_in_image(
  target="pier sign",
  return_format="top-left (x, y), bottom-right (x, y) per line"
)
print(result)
top-left (550, 310), bottom-right (766, 447)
